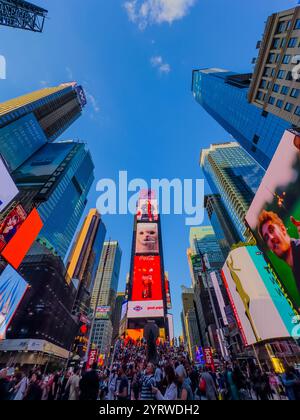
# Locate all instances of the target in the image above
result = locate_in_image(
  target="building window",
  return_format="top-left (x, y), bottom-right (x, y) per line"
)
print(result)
top-left (268, 96), bottom-right (276, 105)
top-left (283, 55), bottom-right (291, 64)
top-left (260, 79), bottom-right (267, 89)
top-left (277, 22), bottom-right (286, 33)
top-left (286, 21), bottom-right (292, 31)
top-left (276, 99), bottom-right (283, 108)
top-left (295, 19), bottom-right (300, 30)
top-left (251, 146), bottom-right (257, 153)
top-left (290, 88), bottom-right (300, 99)
top-left (278, 70), bottom-right (286, 79)
top-left (281, 86), bottom-right (289, 95)
top-left (263, 67), bottom-right (271, 77)
top-left (288, 38), bottom-right (298, 48)
top-left (272, 83), bottom-right (280, 93)
top-left (268, 53), bottom-right (276, 64)
top-left (286, 71), bottom-right (293, 81)
top-left (261, 110), bottom-right (268, 118)
top-left (272, 38), bottom-right (281, 49)
top-left (284, 102), bottom-right (294, 112)
top-left (256, 91), bottom-right (264, 101)
top-left (271, 68), bottom-right (276, 77)
top-left (295, 106), bottom-right (300, 117)
top-left (280, 38), bottom-right (286, 48)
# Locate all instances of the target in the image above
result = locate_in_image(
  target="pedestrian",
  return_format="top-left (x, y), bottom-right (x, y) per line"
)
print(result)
top-left (66, 367), bottom-right (81, 401)
top-left (140, 363), bottom-right (156, 401)
top-left (177, 367), bottom-right (194, 401)
top-left (23, 373), bottom-right (43, 401)
top-left (199, 368), bottom-right (217, 401)
top-left (0, 369), bottom-right (10, 401)
top-left (152, 365), bottom-right (177, 400)
top-left (13, 371), bottom-right (29, 401)
top-left (115, 365), bottom-right (129, 401)
top-left (281, 366), bottom-right (300, 401)
top-left (79, 363), bottom-right (100, 401)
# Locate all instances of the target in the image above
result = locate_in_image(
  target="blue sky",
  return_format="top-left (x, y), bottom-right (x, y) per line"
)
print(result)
top-left (0, 0), bottom-right (297, 337)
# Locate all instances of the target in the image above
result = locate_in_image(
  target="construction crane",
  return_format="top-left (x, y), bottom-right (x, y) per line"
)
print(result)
top-left (0, 0), bottom-right (48, 32)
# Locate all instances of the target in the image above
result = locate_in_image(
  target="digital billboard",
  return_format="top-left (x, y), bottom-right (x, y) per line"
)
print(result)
top-left (165, 273), bottom-right (172, 309)
top-left (246, 130), bottom-right (300, 311)
top-left (0, 265), bottom-right (29, 340)
top-left (0, 205), bottom-right (27, 252)
top-left (137, 199), bottom-right (159, 222)
top-left (1, 208), bottom-right (43, 269)
top-left (135, 223), bottom-right (159, 254)
top-left (96, 306), bottom-right (111, 320)
top-left (0, 157), bottom-right (19, 212)
top-left (132, 256), bottom-right (163, 301)
top-left (221, 246), bottom-right (300, 346)
top-left (127, 300), bottom-right (164, 319)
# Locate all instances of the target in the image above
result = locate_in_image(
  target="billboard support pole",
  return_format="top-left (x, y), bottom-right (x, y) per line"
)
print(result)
top-left (252, 344), bottom-right (263, 373)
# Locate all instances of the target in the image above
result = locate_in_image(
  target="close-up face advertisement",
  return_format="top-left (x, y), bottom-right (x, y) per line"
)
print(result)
top-left (0, 0), bottom-right (300, 412)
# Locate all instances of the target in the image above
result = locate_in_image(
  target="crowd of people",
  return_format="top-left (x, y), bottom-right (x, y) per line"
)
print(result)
top-left (0, 339), bottom-right (300, 401)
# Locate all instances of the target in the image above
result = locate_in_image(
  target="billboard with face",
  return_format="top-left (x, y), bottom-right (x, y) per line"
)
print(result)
top-left (0, 205), bottom-right (27, 252)
top-left (246, 130), bottom-right (300, 311)
top-left (0, 157), bottom-right (19, 212)
top-left (222, 246), bottom-right (300, 346)
top-left (135, 223), bottom-right (159, 254)
top-left (132, 256), bottom-right (163, 301)
top-left (0, 265), bottom-right (29, 340)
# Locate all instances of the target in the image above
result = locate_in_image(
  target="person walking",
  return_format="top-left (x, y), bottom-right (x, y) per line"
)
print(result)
top-left (23, 373), bottom-right (43, 401)
top-left (152, 365), bottom-right (177, 400)
top-left (66, 368), bottom-right (81, 401)
top-left (79, 363), bottom-right (100, 401)
top-left (199, 368), bottom-right (217, 401)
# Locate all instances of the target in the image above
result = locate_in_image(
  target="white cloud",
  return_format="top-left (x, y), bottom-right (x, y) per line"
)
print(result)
top-left (150, 55), bottom-right (171, 74)
top-left (86, 91), bottom-right (101, 113)
top-left (124, 0), bottom-right (196, 29)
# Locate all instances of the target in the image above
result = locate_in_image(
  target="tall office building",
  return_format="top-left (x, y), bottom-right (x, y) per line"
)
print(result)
top-left (248, 6), bottom-right (300, 128)
top-left (190, 226), bottom-right (224, 271)
top-left (0, 0), bottom-right (48, 32)
top-left (204, 194), bottom-right (240, 258)
top-left (181, 286), bottom-right (201, 361)
top-left (65, 209), bottom-right (106, 316)
top-left (90, 242), bottom-right (122, 351)
top-left (200, 142), bottom-right (265, 241)
top-left (0, 82), bottom-right (87, 171)
top-left (13, 142), bottom-right (94, 260)
top-left (192, 69), bottom-right (291, 169)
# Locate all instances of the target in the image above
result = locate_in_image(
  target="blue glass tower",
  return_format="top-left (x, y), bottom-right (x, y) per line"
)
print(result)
top-left (17, 142), bottom-right (95, 260)
top-left (0, 83), bottom-right (87, 171)
top-left (192, 69), bottom-right (291, 169)
top-left (201, 142), bottom-right (265, 241)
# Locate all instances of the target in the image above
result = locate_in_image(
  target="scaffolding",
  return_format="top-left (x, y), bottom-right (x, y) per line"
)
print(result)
top-left (0, 0), bottom-right (48, 32)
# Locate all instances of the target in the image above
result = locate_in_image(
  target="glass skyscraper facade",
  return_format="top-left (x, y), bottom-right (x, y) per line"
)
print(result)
top-left (201, 142), bottom-right (265, 241)
top-left (35, 143), bottom-right (94, 260)
top-left (0, 83), bottom-right (86, 171)
top-left (192, 69), bottom-right (291, 169)
top-left (189, 226), bottom-right (224, 272)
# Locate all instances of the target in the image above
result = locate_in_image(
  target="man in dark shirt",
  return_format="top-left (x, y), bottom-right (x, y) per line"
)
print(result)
top-left (258, 211), bottom-right (300, 295)
top-left (79, 363), bottom-right (99, 401)
top-left (116, 366), bottom-right (129, 401)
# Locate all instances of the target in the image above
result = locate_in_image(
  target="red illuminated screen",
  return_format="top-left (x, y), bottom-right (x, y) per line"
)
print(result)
top-left (1, 208), bottom-right (43, 269)
top-left (0, 205), bottom-right (27, 252)
top-left (132, 256), bottom-right (163, 301)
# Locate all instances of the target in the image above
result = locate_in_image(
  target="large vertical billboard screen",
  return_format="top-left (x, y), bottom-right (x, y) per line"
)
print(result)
top-left (0, 265), bottom-right (29, 340)
top-left (221, 246), bottom-right (300, 346)
top-left (137, 199), bottom-right (159, 222)
top-left (0, 157), bottom-right (19, 212)
top-left (135, 223), bottom-right (159, 254)
top-left (132, 256), bottom-right (163, 301)
top-left (1, 208), bottom-right (43, 269)
top-left (246, 130), bottom-right (300, 311)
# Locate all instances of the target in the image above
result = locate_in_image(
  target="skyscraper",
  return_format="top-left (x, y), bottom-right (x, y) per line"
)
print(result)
top-left (248, 6), bottom-right (300, 128)
top-left (189, 226), bottom-right (224, 271)
top-left (12, 142), bottom-right (94, 260)
top-left (65, 209), bottom-right (106, 316)
top-left (90, 241), bottom-right (122, 351)
top-left (204, 194), bottom-right (240, 258)
top-left (192, 69), bottom-right (291, 168)
top-left (200, 142), bottom-right (265, 241)
top-left (0, 0), bottom-right (48, 32)
top-left (0, 82), bottom-right (86, 171)
top-left (181, 286), bottom-right (201, 361)
top-left (111, 292), bottom-right (125, 343)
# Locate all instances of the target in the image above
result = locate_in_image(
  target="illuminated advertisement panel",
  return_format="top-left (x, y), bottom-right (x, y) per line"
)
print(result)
top-left (222, 246), bottom-right (300, 346)
top-left (210, 272), bottom-right (228, 326)
top-left (246, 131), bottom-right (300, 311)
top-left (96, 306), bottom-right (111, 320)
top-left (132, 256), bottom-right (163, 301)
top-left (165, 273), bottom-right (172, 309)
top-left (1, 208), bottom-right (43, 269)
top-left (137, 199), bottom-right (159, 222)
top-left (0, 265), bottom-right (29, 340)
top-left (0, 205), bottom-right (27, 252)
top-left (127, 300), bottom-right (164, 319)
top-left (0, 157), bottom-right (19, 212)
top-left (135, 223), bottom-right (159, 254)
